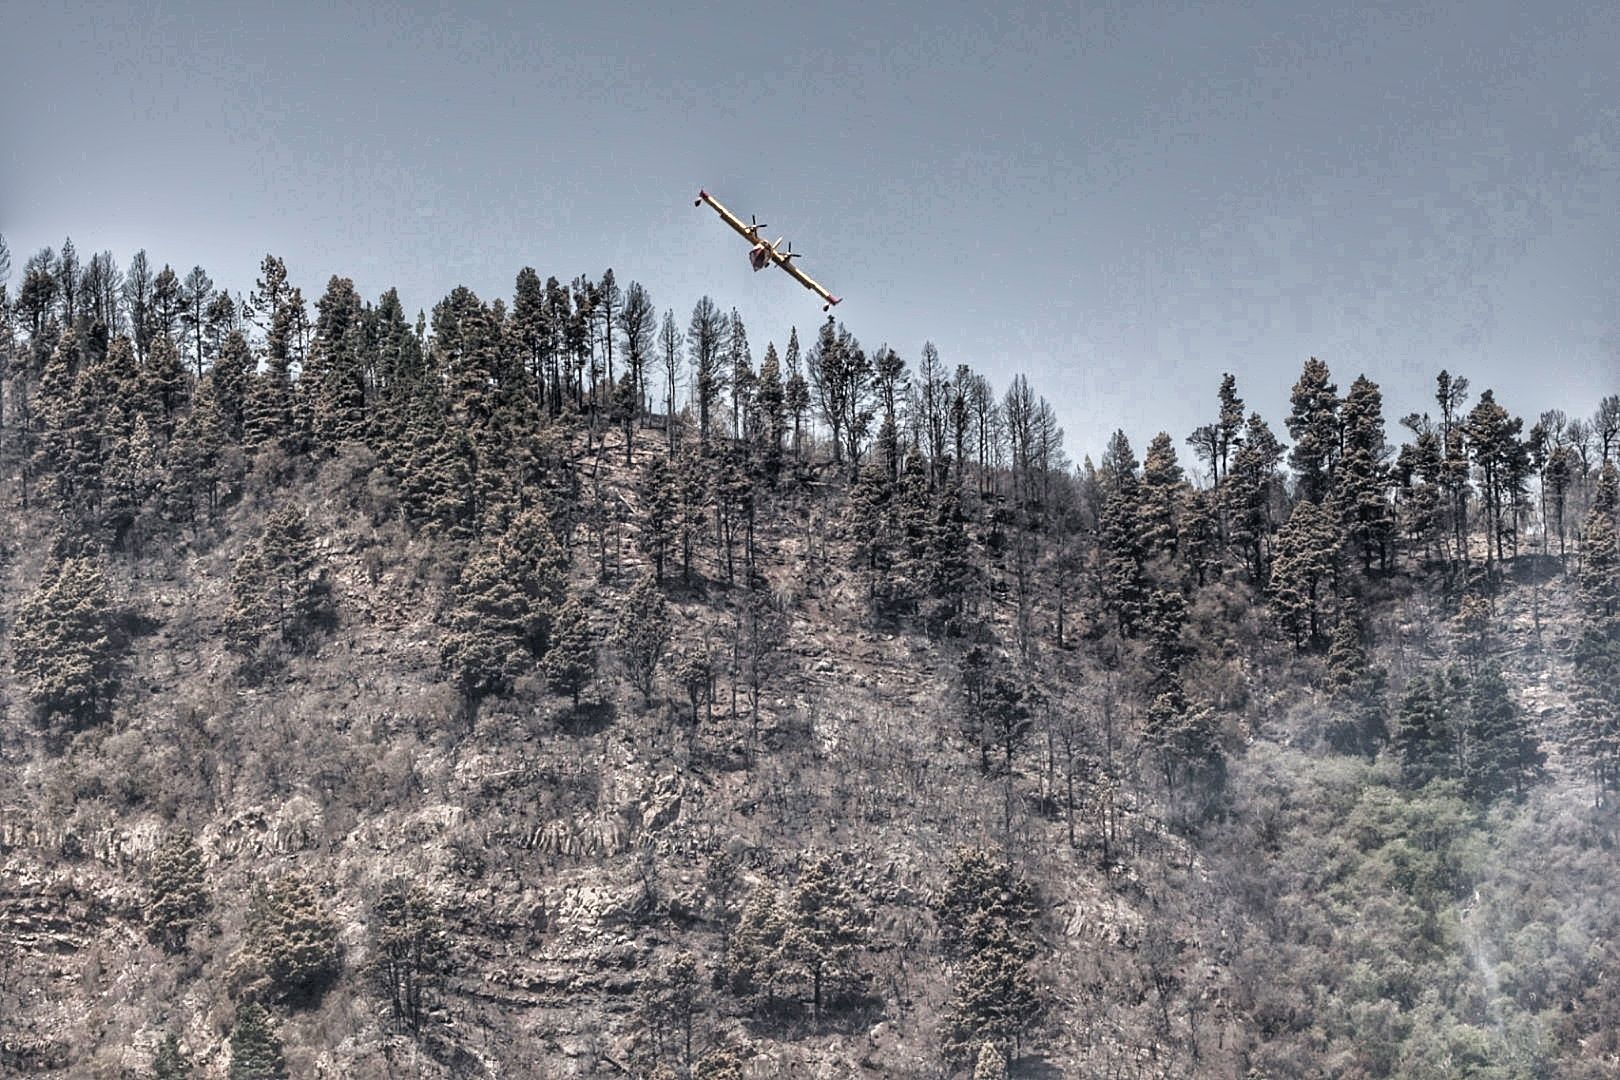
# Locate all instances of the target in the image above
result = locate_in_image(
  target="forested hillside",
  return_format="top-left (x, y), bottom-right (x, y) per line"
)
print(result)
top-left (0, 235), bottom-right (1617, 1079)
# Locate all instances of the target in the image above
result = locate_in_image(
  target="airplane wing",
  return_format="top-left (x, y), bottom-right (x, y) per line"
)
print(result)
top-left (694, 190), bottom-right (761, 243)
top-left (771, 248), bottom-right (841, 309)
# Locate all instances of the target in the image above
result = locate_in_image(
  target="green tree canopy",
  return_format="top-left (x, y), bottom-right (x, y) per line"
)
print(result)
top-left (227, 1002), bottom-right (287, 1080)
top-left (150, 1032), bottom-right (193, 1079)
top-left (147, 831), bottom-right (208, 952)
top-left (615, 573), bottom-right (669, 704)
top-left (234, 874), bottom-right (341, 1005)
top-left (12, 556), bottom-right (120, 726)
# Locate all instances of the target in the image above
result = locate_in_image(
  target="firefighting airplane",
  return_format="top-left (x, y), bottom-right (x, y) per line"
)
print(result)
top-left (694, 189), bottom-right (842, 311)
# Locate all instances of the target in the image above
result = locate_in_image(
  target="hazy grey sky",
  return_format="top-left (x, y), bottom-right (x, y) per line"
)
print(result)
top-left (4, 0), bottom-right (1616, 463)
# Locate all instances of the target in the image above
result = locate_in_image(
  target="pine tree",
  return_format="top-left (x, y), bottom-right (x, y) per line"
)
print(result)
top-left (34, 329), bottom-right (91, 512)
top-left (1324, 601), bottom-right (1371, 696)
top-left (688, 296), bottom-right (728, 444)
top-left (919, 342), bottom-right (954, 485)
top-left (847, 455), bottom-right (899, 615)
top-left (872, 345), bottom-right (907, 480)
top-left (1572, 470), bottom-right (1619, 800)
top-left (1156, 696), bottom-right (1224, 787)
top-left (674, 448), bottom-right (708, 584)
top-left (1395, 675), bottom-right (1452, 788)
top-left (55, 238), bottom-right (81, 324)
top-left (617, 280), bottom-right (656, 421)
top-left (672, 641), bottom-right (714, 733)
top-left (151, 263), bottom-right (183, 342)
top-left (1215, 372), bottom-right (1245, 486)
top-left (398, 390), bottom-right (475, 540)
top-left (441, 546), bottom-right (531, 706)
top-left (146, 332), bottom-right (189, 429)
top-left (948, 929), bottom-right (1041, 1064)
top-left (1538, 418), bottom-right (1578, 557)
top-left (809, 320), bottom-right (873, 473)
top-left (1323, 601), bottom-right (1386, 754)
top-left (1098, 430), bottom-right (1149, 635)
top-left (305, 275), bottom-right (368, 451)
top-left (1287, 357), bottom-right (1340, 503)
top-left (693, 1044), bottom-right (748, 1080)
top-left (782, 855), bottom-right (867, 1021)
top-left (167, 377), bottom-right (229, 523)
top-left (236, 875), bottom-right (341, 1004)
top-left (596, 268), bottom-right (621, 394)
top-left (205, 288), bottom-right (239, 360)
top-left (958, 645), bottom-right (1031, 776)
top-left (636, 955), bottom-right (699, 1072)
top-left (1188, 420), bottom-right (1220, 488)
top-left (937, 850), bottom-right (1038, 959)
top-left (429, 286), bottom-right (488, 417)
top-left (11, 556), bottom-right (120, 726)
top-left (227, 1002), bottom-right (287, 1080)
top-left (259, 506), bottom-right (332, 649)
top-left (147, 832), bottom-right (208, 952)
top-left (1267, 498), bottom-right (1341, 648)
top-left (657, 308), bottom-right (682, 450)
top-left (150, 1031), bottom-right (193, 1079)
top-left (567, 274), bottom-right (595, 406)
top-left (179, 265), bottom-right (214, 376)
top-left (727, 307), bottom-right (754, 440)
top-left (1579, 464), bottom-right (1619, 627)
top-left (637, 454), bottom-right (678, 582)
top-left (1138, 431), bottom-right (1185, 557)
top-left (226, 547), bottom-right (275, 662)
top-left (103, 336), bottom-right (157, 440)
top-left (243, 340), bottom-right (295, 454)
top-left (737, 587), bottom-right (786, 743)
top-left (895, 453), bottom-right (934, 569)
top-left (244, 256), bottom-right (304, 442)
top-left (1461, 666), bottom-right (1543, 803)
top-left (1435, 370), bottom-right (1473, 563)
top-left (1395, 419), bottom-right (1446, 564)
top-left (1225, 411), bottom-right (1284, 582)
top-left (973, 1040), bottom-right (1009, 1080)
top-left (1454, 592), bottom-right (1493, 671)
top-left (497, 505), bottom-right (568, 656)
top-left (511, 267), bottom-right (548, 411)
top-left (1336, 375), bottom-right (1395, 572)
top-left (371, 288), bottom-right (427, 457)
top-left (1179, 487), bottom-right (1221, 586)
top-left (542, 596), bottom-right (595, 707)
top-left (754, 341), bottom-right (786, 482)
top-left (615, 574), bottom-right (669, 704)
top-left (80, 249), bottom-right (121, 346)
top-left (1142, 587), bottom-right (1189, 697)
top-left (938, 849), bottom-right (1043, 1063)
top-left (1596, 394), bottom-right (1620, 464)
top-left (783, 327), bottom-right (810, 463)
top-left (45, 333), bottom-right (118, 518)
top-left (631, 958), bottom-right (696, 1075)
top-left (371, 879), bottom-right (451, 1031)
top-left (1466, 389), bottom-right (1527, 564)
top-left (725, 887), bottom-right (787, 1008)
top-left (120, 250), bottom-right (155, 358)
top-left (922, 486), bottom-right (975, 633)
top-left (712, 447), bottom-right (754, 583)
